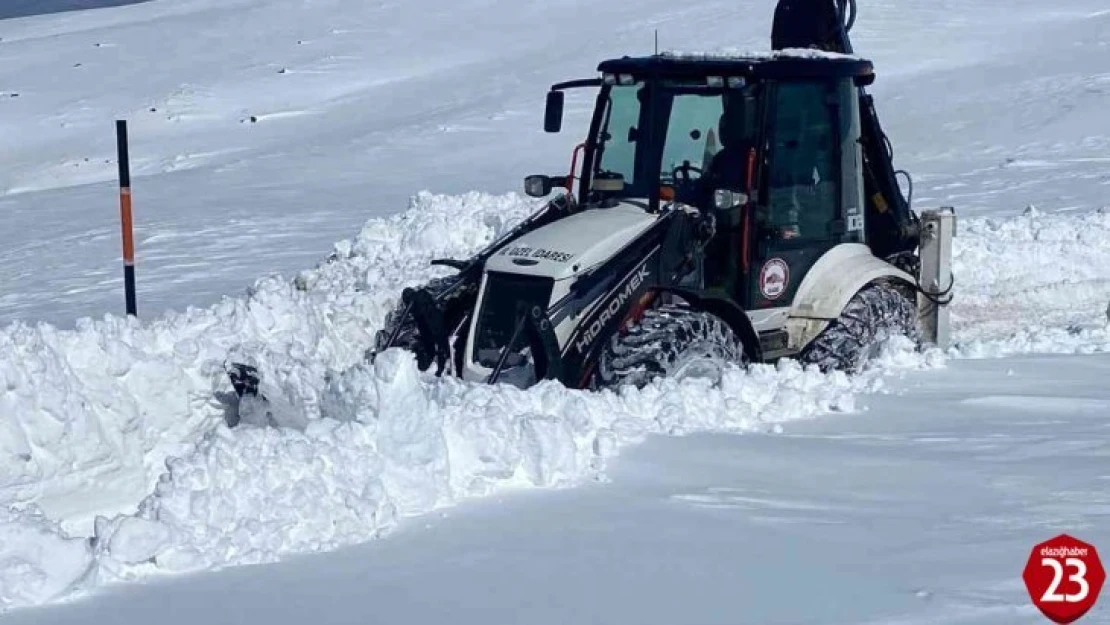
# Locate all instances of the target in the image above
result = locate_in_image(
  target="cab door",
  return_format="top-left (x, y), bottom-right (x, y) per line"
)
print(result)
top-left (745, 79), bottom-right (849, 312)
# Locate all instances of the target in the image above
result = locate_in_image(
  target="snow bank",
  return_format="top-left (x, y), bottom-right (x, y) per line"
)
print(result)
top-left (7, 339), bottom-right (922, 608)
top-left (0, 191), bottom-right (533, 525)
top-left (2, 193), bottom-right (1109, 611)
top-left (949, 206), bottom-right (1110, 357)
top-left (88, 345), bottom-right (907, 583)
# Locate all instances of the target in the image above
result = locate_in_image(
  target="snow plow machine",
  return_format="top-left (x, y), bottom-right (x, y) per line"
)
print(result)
top-left (230, 0), bottom-right (955, 402)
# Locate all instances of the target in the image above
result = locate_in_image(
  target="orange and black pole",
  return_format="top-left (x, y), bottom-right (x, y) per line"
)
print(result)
top-left (116, 120), bottom-right (137, 317)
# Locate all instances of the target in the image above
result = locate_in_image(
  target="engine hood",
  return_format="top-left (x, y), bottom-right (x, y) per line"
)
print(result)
top-left (484, 202), bottom-right (659, 281)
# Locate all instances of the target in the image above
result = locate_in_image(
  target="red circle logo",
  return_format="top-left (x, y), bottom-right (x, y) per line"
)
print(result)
top-left (759, 258), bottom-right (790, 300)
top-left (1023, 534), bottom-right (1105, 623)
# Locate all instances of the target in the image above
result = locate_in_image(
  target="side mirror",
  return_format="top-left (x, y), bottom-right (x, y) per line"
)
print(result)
top-left (544, 91), bottom-right (565, 133)
top-left (524, 175), bottom-right (568, 198)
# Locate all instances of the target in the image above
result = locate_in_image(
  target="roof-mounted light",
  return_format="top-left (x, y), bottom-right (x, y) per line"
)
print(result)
top-left (602, 73), bottom-right (617, 85)
top-left (727, 76), bottom-right (747, 89)
top-left (618, 73), bottom-right (635, 85)
top-left (707, 76), bottom-right (725, 88)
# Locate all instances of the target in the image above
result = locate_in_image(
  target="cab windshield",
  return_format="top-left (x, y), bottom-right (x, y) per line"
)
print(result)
top-left (593, 80), bottom-right (760, 203)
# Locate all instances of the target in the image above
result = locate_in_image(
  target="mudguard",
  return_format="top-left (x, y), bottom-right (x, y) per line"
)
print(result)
top-left (787, 243), bottom-right (913, 351)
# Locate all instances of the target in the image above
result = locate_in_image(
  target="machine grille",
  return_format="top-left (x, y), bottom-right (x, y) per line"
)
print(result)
top-left (472, 272), bottom-right (554, 367)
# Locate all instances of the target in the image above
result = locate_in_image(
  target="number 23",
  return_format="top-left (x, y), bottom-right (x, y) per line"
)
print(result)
top-left (1041, 558), bottom-right (1091, 603)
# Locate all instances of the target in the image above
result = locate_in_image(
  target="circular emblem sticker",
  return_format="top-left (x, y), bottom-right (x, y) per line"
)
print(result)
top-left (759, 258), bottom-right (790, 300)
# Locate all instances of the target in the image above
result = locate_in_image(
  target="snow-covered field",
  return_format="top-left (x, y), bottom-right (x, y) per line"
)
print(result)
top-left (1, 0), bottom-right (1109, 621)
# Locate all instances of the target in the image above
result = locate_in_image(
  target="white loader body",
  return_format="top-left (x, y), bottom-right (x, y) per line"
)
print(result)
top-left (463, 202), bottom-right (659, 383)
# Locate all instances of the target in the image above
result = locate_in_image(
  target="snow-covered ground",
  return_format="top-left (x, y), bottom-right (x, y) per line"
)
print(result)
top-left (1, 0), bottom-right (1109, 620)
top-left (7, 353), bottom-right (1110, 625)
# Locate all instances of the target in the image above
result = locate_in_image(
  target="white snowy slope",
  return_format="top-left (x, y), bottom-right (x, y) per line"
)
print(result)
top-left (0, 0), bottom-right (763, 327)
top-left (0, 0), bottom-right (1104, 326)
top-left (0, 0), bottom-right (1108, 619)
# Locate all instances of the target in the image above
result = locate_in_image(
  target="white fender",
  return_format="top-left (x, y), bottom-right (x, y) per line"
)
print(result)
top-left (786, 243), bottom-right (914, 351)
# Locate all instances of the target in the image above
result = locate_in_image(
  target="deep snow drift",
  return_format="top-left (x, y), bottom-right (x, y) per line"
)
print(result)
top-left (2, 190), bottom-right (1109, 610)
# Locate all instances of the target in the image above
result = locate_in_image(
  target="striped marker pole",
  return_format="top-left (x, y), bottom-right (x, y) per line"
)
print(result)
top-left (116, 120), bottom-right (137, 317)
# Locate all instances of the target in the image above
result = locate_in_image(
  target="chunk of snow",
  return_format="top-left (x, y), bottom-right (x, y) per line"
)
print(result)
top-left (103, 517), bottom-right (173, 566)
top-left (0, 507), bottom-right (94, 610)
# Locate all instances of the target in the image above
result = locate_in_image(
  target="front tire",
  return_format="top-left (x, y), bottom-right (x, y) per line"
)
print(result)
top-left (596, 304), bottom-right (748, 389)
top-left (799, 282), bottom-right (919, 373)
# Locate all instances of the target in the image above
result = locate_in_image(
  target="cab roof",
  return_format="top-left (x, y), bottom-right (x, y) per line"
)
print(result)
top-left (597, 49), bottom-right (874, 82)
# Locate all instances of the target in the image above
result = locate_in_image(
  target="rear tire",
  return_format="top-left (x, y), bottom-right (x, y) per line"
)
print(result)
top-left (799, 282), bottom-right (919, 373)
top-left (596, 303), bottom-right (747, 389)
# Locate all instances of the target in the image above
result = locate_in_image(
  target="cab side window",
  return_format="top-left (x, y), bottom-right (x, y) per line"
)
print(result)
top-left (767, 81), bottom-right (839, 242)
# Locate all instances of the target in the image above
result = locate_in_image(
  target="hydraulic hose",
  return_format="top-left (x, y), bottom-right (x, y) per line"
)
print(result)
top-left (842, 0), bottom-right (857, 33)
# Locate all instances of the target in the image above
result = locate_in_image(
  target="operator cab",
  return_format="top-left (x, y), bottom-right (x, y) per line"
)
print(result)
top-left (532, 51), bottom-right (877, 308)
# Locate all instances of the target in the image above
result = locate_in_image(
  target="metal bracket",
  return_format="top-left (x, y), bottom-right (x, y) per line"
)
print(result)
top-left (403, 287), bottom-right (451, 375)
top-left (917, 207), bottom-right (956, 349)
top-left (525, 305), bottom-right (564, 382)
